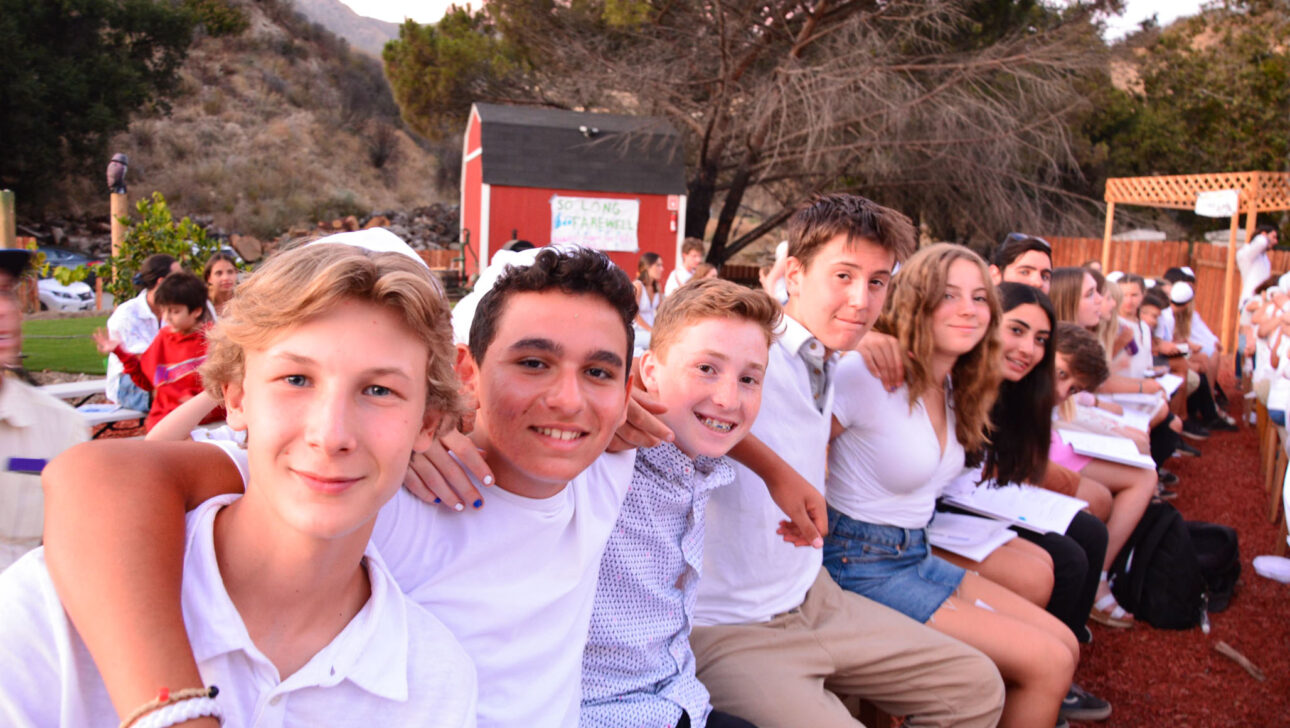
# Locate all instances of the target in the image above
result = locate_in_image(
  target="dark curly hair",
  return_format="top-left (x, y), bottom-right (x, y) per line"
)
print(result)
top-left (469, 247), bottom-right (638, 370)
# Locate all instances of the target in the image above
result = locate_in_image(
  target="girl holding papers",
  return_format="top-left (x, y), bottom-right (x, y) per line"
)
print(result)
top-left (823, 244), bottom-right (1077, 728)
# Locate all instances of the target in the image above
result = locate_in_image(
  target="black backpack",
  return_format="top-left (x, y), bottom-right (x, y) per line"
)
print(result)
top-left (1187, 521), bottom-right (1241, 613)
top-left (1109, 501), bottom-right (1206, 629)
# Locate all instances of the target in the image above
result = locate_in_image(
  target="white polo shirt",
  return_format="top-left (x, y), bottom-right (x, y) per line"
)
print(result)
top-left (694, 314), bottom-right (836, 625)
top-left (0, 494), bottom-right (477, 728)
top-left (205, 442), bottom-right (637, 728)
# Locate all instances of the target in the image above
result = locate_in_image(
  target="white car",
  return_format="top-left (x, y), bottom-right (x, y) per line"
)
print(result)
top-left (37, 278), bottom-right (96, 312)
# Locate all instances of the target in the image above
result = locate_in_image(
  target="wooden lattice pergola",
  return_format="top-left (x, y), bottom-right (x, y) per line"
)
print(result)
top-left (1101, 171), bottom-right (1290, 352)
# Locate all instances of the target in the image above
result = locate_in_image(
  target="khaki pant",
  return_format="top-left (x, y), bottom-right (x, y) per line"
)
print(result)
top-left (691, 569), bottom-right (1004, 728)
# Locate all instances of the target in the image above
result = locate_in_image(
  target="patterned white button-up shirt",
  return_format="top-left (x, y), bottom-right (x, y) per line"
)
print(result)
top-left (580, 443), bottom-right (735, 728)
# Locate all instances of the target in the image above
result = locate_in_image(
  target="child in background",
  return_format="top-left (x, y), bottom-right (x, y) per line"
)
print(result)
top-left (0, 243), bottom-right (477, 727)
top-left (665, 238), bottom-right (707, 296)
top-left (93, 272), bottom-right (223, 431)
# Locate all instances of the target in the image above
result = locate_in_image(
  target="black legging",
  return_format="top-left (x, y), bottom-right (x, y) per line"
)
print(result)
top-left (1016, 510), bottom-right (1109, 642)
top-left (1188, 372), bottom-right (1220, 422)
top-left (1149, 413), bottom-right (1183, 468)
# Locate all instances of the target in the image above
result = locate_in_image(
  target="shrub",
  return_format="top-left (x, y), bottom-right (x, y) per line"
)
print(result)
top-left (105, 192), bottom-right (225, 301)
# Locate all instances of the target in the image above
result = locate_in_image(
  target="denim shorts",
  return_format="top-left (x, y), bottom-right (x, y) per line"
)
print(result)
top-left (822, 507), bottom-right (966, 624)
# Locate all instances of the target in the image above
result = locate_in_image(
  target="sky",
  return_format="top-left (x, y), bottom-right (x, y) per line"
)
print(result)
top-left (341, 0), bottom-right (1210, 36)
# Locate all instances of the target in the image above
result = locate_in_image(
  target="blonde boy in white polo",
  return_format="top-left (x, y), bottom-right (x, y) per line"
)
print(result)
top-left (0, 243), bottom-right (476, 727)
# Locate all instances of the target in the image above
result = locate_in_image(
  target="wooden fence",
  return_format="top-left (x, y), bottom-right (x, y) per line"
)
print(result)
top-left (1048, 236), bottom-right (1290, 350)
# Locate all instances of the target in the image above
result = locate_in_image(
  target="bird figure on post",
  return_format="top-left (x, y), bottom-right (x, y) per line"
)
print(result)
top-left (106, 153), bottom-right (129, 194)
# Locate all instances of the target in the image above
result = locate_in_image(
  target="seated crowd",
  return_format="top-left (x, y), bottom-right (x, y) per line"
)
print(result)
top-left (0, 197), bottom-right (1264, 728)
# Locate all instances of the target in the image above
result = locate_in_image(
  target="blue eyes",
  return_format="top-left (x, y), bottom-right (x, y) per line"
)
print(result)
top-left (284, 374), bottom-right (308, 387)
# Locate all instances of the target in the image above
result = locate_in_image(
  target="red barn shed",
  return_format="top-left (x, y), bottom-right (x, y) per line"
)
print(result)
top-left (460, 103), bottom-right (688, 279)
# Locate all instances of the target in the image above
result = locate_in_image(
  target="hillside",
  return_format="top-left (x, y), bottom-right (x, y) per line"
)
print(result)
top-left (57, 0), bottom-right (453, 239)
top-left (293, 0), bottom-right (399, 57)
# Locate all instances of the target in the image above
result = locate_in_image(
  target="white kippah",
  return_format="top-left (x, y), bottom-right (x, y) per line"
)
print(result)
top-left (1180, 266), bottom-right (1195, 279)
top-left (1145, 279), bottom-right (1157, 288)
top-left (1106, 271), bottom-right (1125, 282)
top-left (308, 227), bottom-right (428, 269)
top-left (1170, 281), bottom-right (1194, 304)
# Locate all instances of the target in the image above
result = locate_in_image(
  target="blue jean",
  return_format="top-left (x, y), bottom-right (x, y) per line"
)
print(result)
top-left (116, 376), bottom-right (151, 412)
top-left (822, 507), bottom-right (965, 623)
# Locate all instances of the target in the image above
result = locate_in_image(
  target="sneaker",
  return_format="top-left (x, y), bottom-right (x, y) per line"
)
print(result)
top-left (1157, 485), bottom-right (1179, 500)
top-left (1061, 684), bottom-right (1113, 721)
top-left (1216, 386), bottom-right (1230, 409)
top-left (1181, 420), bottom-right (1211, 440)
top-left (1055, 718), bottom-right (1070, 728)
top-left (1158, 469), bottom-right (1180, 486)
top-left (1175, 441), bottom-right (1202, 457)
top-left (1206, 417), bottom-right (1238, 432)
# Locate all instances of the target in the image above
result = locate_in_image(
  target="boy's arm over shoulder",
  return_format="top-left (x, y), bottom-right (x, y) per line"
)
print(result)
top-left (41, 440), bottom-right (242, 722)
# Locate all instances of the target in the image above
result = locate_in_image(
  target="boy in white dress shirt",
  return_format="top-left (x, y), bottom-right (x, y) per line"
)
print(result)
top-left (0, 242), bottom-right (476, 727)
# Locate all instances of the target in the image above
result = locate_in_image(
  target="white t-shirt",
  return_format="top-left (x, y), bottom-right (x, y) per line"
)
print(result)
top-left (0, 495), bottom-right (477, 728)
top-left (694, 315), bottom-right (834, 625)
top-left (1238, 234), bottom-right (1273, 305)
top-left (827, 356), bottom-right (965, 529)
top-left (209, 443), bottom-right (636, 728)
top-left (664, 267), bottom-right (693, 297)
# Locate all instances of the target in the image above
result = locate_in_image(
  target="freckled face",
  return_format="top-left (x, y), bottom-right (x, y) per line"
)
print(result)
top-left (641, 318), bottom-right (768, 459)
top-left (463, 290), bottom-right (631, 498)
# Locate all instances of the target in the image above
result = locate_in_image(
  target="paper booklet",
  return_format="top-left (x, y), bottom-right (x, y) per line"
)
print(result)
top-left (941, 475), bottom-right (1088, 534)
top-left (927, 511), bottom-right (1018, 562)
top-left (1058, 429), bottom-right (1157, 470)
top-left (1157, 373), bottom-right (1184, 397)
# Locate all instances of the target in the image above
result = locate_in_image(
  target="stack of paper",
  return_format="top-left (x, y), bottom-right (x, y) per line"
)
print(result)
top-left (1157, 373), bottom-right (1184, 397)
top-left (942, 483), bottom-right (1089, 534)
top-left (1058, 429), bottom-right (1157, 470)
top-left (928, 511), bottom-right (1018, 562)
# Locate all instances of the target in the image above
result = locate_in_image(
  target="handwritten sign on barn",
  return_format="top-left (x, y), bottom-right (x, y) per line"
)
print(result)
top-left (550, 195), bottom-right (640, 252)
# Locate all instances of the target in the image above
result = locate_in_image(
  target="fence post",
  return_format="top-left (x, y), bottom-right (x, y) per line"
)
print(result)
top-left (1100, 202), bottom-right (1115, 271)
top-left (0, 189), bottom-right (14, 249)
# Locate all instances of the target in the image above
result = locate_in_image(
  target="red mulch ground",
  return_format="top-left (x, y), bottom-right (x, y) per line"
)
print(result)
top-left (1074, 376), bottom-right (1290, 727)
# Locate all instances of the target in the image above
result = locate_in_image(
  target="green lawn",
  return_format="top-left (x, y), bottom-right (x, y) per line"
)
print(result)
top-left (21, 315), bottom-right (109, 374)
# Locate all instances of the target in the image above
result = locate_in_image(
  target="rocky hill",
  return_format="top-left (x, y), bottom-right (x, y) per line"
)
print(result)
top-left (55, 0), bottom-right (455, 241)
top-left (292, 0), bottom-right (399, 57)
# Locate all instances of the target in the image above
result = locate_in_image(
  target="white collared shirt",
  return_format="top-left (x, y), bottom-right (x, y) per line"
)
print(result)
top-left (105, 290), bottom-right (160, 403)
top-left (694, 314), bottom-right (837, 625)
top-left (0, 495), bottom-right (478, 728)
top-left (581, 443), bottom-right (735, 727)
top-left (0, 378), bottom-right (87, 571)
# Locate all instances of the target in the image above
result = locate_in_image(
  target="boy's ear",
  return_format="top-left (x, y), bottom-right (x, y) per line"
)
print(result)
top-left (223, 382), bottom-right (248, 432)
top-left (784, 256), bottom-right (804, 299)
top-left (638, 350), bottom-right (660, 394)
top-left (455, 344), bottom-right (480, 412)
top-left (988, 264), bottom-right (1003, 286)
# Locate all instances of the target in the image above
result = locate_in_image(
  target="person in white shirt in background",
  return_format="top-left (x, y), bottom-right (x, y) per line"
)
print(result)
top-left (104, 253), bottom-right (181, 411)
top-left (665, 238), bottom-right (707, 297)
top-left (0, 242), bottom-right (476, 727)
top-left (0, 250), bottom-right (88, 572)
top-left (1238, 225), bottom-right (1277, 306)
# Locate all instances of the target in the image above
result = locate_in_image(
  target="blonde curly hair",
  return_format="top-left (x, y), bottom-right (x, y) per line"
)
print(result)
top-left (875, 243), bottom-right (1001, 453)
